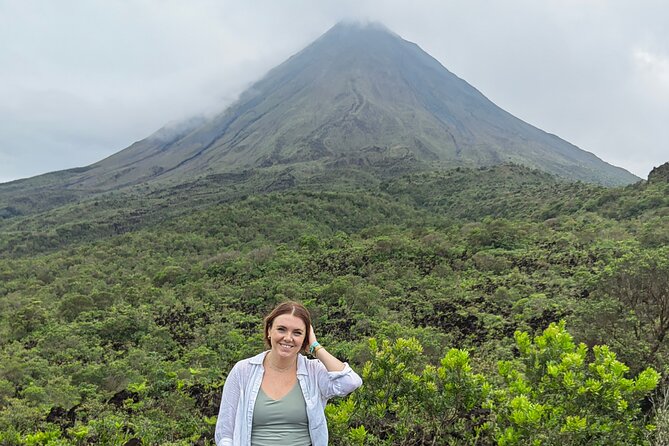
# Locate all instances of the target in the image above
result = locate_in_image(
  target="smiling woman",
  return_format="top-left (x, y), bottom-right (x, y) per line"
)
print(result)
top-left (214, 301), bottom-right (362, 446)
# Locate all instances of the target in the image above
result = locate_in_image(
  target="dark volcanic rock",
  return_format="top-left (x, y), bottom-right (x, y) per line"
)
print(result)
top-left (648, 162), bottom-right (669, 183)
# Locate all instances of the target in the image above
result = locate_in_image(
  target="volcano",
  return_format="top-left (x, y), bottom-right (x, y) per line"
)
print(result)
top-left (2, 21), bottom-right (639, 198)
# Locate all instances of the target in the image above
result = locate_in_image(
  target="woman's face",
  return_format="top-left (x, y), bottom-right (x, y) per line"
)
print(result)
top-left (268, 314), bottom-right (306, 359)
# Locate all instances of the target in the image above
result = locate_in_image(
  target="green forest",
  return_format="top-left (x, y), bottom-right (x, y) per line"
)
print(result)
top-left (1, 163), bottom-right (668, 445)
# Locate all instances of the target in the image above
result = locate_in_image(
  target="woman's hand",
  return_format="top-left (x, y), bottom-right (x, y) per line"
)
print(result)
top-left (308, 325), bottom-right (317, 346)
top-left (307, 324), bottom-right (345, 371)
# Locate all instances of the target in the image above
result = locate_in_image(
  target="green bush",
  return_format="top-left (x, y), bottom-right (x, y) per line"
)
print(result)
top-left (327, 323), bottom-right (659, 445)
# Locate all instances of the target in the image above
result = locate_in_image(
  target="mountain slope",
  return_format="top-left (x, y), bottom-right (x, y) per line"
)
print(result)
top-left (63, 22), bottom-right (635, 189)
top-left (0, 21), bottom-right (639, 210)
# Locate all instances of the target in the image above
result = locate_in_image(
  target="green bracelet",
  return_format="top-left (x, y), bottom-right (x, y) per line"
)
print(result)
top-left (309, 341), bottom-right (321, 355)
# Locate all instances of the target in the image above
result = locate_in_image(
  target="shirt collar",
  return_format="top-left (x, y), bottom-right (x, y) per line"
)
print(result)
top-left (250, 350), bottom-right (308, 375)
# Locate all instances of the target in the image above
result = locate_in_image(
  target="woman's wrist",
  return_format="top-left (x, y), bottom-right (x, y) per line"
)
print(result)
top-left (309, 341), bottom-right (321, 355)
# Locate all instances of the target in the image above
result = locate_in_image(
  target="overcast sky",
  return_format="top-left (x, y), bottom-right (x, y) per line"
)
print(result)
top-left (1, 0), bottom-right (667, 183)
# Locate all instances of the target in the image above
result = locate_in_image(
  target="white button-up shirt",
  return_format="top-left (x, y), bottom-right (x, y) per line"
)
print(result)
top-left (215, 351), bottom-right (362, 446)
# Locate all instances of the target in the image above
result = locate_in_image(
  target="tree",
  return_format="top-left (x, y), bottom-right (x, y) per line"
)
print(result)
top-left (577, 248), bottom-right (669, 371)
top-left (495, 321), bottom-right (660, 445)
top-left (327, 323), bottom-right (660, 446)
top-left (605, 249), bottom-right (669, 360)
top-left (327, 337), bottom-right (491, 445)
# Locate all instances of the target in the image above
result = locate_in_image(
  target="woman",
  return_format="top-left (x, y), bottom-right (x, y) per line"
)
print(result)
top-left (215, 301), bottom-right (362, 446)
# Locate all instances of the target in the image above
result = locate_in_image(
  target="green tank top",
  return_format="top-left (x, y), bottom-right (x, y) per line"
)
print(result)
top-left (251, 381), bottom-right (311, 446)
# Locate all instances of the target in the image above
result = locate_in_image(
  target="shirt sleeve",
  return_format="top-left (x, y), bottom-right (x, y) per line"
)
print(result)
top-left (215, 362), bottom-right (242, 446)
top-left (315, 361), bottom-right (363, 400)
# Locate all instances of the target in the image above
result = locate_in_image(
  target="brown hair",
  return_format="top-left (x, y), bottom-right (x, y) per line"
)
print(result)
top-left (263, 301), bottom-right (312, 353)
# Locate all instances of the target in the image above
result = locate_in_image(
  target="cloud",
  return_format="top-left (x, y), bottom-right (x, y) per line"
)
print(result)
top-left (633, 49), bottom-right (669, 98)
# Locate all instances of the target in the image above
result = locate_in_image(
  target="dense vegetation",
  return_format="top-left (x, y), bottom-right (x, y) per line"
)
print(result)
top-left (0, 163), bottom-right (668, 445)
